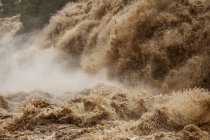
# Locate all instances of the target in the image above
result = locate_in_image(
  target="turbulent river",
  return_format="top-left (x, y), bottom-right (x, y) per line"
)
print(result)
top-left (0, 0), bottom-right (210, 139)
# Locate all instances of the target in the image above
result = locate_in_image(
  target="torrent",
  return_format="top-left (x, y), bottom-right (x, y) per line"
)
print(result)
top-left (0, 0), bottom-right (210, 139)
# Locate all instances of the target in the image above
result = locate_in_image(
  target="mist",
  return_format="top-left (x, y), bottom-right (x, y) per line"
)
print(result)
top-left (0, 0), bottom-right (210, 139)
top-left (0, 16), bottom-right (117, 94)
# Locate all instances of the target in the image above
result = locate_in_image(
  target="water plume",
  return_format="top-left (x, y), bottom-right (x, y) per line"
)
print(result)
top-left (0, 0), bottom-right (210, 139)
top-left (45, 0), bottom-right (210, 91)
top-left (0, 15), bottom-right (117, 94)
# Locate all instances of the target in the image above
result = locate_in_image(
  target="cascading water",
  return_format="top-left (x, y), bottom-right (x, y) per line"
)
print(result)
top-left (0, 0), bottom-right (210, 139)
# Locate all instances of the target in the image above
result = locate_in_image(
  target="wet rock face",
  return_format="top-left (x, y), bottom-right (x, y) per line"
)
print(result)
top-left (19, 0), bottom-right (75, 31)
top-left (0, 0), bottom-right (75, 30)
top-left (0, 0), bottom-right (20, 17)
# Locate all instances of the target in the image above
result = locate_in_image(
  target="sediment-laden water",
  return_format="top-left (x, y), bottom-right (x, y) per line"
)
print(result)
top-left (0, 0), bottom-right (210, 139)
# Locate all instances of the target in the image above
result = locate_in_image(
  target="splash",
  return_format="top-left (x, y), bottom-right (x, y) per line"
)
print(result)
top-left (45, 0), bottom-right (210, 91)
top-left (0, 15), bottom-right (117, 94)
top-left (0, 0), bottom-right (210, 139)
top-left (1, 84), bottom-right (210, 139)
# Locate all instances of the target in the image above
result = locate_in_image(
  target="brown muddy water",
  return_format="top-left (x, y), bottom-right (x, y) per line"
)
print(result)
top-left (0, 0), bottom-right (210, 139)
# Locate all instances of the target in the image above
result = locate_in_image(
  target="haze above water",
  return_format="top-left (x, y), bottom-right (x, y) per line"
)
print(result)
top-left (0, 0), bottom-right (210, 139)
